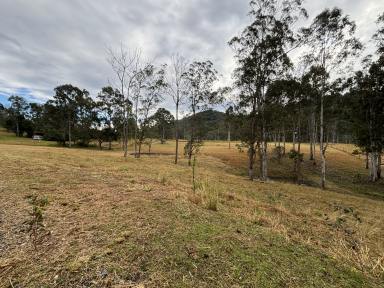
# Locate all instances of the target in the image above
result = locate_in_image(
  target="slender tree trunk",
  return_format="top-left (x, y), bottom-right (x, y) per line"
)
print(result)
top-left (248, 144), bottom-right (256, 180)
top-left (188, 107), bottom-right (196, 167)
top-left (134, 97), bottom-right (139, 158)
top-left (369, 152), bottom-right (379, 182)
top-left (175, 103), bottom-right (179, 164)
top-left (320, 90), bottom-right (326, 189)
top-left (292, 126), bottom-right (296, 151)
top-left (260, 89), bottom-right (268, 181)
top-left (228, 124), bottom-right (231, 149)
top-left (63, 129), bottom-right (66, 147)
top-left (366, 152), bottom-right (369, 169)
top-left (68, 120), bottom-right (72, 148)
top-left (314, 117), bottom-right (318, 157)
top-left (108, 122), bottom-right (112, 150)
top-left (296, 110), bottom-right (302, 184)
top-left (123, 116), bottom-right (128, 158)
top-left (261, 139), bottom-right (268, 181)
top-left (283, 125), bottom-right (286, 156)
top-left (309, 112), bottom-right (315, 161)
top-left (16, 121), bottom-right (20, 137)
top-left (260, 118), bottom-right (268, 181)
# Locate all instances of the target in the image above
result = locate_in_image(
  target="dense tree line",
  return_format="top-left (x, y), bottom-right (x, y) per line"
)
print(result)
top-left (228, 1), bottom-right (383, 186)
top-left (1, 0), bottom-right (383, 186)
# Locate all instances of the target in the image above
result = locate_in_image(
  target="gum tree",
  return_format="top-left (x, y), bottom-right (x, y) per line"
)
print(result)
top-left (301, 8), bottom-right (362, 189)
top-left (136, 64), bottom-right (167, 157)
top-left (166, 54), bottom-right (189, 164)
top-left (97, 86), bottom-right (122, 150)
top-left (184, 60), bottom-right (219, 166)
top-left (7, 95), bottom-right (28, 137)
top-left (107, 45), bottom-right (142, 158)
top-left (229, 0), bottom-right (307, 180)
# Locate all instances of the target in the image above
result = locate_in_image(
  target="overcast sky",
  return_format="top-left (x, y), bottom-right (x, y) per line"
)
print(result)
top-left (1, 0), bottom-right (383, 111)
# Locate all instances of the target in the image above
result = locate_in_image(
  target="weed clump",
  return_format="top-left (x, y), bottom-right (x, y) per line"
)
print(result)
top-left (26, 195), bottom-right (49, 249)
top-left (198, 180), bottom-right (219, 211)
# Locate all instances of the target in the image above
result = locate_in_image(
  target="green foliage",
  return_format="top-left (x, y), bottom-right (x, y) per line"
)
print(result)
top-left (183, 61), bottom-right (220, 165)
top-left (235, 142), bottom-right (247, 153)
top-left (27, 195), bottom-right (49, 249)
top-left (149, 108), bottom-right (174, 143)
top-left (288, 149), bottom-right (304, 161)
top-left (352, 149), bottom-right (361, 155)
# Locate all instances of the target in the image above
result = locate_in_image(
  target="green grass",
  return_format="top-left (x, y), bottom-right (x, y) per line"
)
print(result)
top-left (0, 128), bottom-right (56, 147)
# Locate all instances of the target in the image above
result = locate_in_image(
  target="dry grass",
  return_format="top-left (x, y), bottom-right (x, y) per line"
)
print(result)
top-left (0, 134), bottom-right (383, 287)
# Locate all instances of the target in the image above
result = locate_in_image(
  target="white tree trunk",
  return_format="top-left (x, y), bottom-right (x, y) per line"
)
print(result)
top-left (227, 124), bottom-right (231, 149)
top-left (369, 152), bottom-right (380, 182)
top-left (320, 93), bottom-right (326, 190)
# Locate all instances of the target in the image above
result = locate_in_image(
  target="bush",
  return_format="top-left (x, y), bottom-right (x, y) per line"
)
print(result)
top-left (236, 143), bottom-right (247, 153)
top-left (352, 149), bottom-right (361, 155)
top-left (288, 149), bottom-right (304, 161)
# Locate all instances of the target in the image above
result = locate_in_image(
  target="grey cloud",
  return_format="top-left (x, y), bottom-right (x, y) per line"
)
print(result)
top-left (0, 0), bottom-right (383, 109)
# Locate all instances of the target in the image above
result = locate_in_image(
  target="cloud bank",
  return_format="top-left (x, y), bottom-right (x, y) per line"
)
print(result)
top-left (0, 0), bottom-right (383, 110)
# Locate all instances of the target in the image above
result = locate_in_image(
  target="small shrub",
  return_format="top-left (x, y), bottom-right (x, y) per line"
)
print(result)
top-left (27, 195), bottom-right (49, 249)
top-left (288, 149), bottom-right (303, 161)
top-left (198, 181), bottom-right (219, 211)
top-left (273, 146), bottom-right (285, 162)
top-left (352, 149), bottom-right (361, 155)
top-left (206, 196), bottom-right (218, 211)
top-left (235, 143), bottom-right (247, 153)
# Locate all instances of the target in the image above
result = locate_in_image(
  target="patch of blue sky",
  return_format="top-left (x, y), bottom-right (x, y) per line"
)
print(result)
top-left (0, 88), bottom-right (44, 106)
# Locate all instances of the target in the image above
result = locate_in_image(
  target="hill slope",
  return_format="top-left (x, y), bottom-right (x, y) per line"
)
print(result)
top-left (178, 109), bottom-right (228, 140)
top-left (0, 134), bottom-right (383, 287)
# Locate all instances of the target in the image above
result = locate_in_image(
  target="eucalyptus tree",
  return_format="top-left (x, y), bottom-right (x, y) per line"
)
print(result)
top-left (73, 89), bottom-right (97, 146)
top-left (301, 7), bottom-right (362, 189)
top-left (225, 106), bottom-right (235, 149)
top-left (184, 60), bottom-right (219, 166)
top-left (136, 64), bottom-right (167, 157)
top-left (52, 84), bottom-right (83, 147)
top-left (267, 78), bottom-right (307, 182)
top-left (349, 63), bottom-right (384, 182)
top-left (229, 0), bottom-right (307, 180)
top-left (29, 103), bottom-right (44, 135)
top-left (97, 86), bottom-right (121, 150)
top-left (0, 103), bottom-right (6, 127)
top-left (107, 45), bottom-right (142, 158)
top-left (348, 13), bottom-right (384, 182)
top-left (166, 54), bottom-right (189, 164)
top-left (300, 66), bottom-right (326, 162)
top-left (8, 95), bottom-right (28, 137)
top-left (151, 108), bottom-right (175, 144)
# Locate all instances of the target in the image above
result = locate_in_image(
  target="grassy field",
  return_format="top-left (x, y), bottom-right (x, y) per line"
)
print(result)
top-left (0, 131), bottom-right (383, 287)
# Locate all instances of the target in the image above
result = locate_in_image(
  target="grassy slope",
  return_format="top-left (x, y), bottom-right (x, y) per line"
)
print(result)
top-left (0, 133), bottom-right (383, 287)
